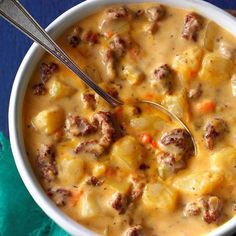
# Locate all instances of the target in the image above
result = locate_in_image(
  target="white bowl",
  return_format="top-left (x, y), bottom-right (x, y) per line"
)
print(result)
top-left (8, 0), bottom-right (236, 235)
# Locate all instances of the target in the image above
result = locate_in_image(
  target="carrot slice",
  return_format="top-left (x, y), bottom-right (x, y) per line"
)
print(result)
top-left (196, 100), bottom-right (216, 114)
top-left (114, 107), bottom-right (124, 120)
top-left (189, 70), bottom-right (198, 79)
top-left (140, 133), bottom-right (152, 144)
top-left (105, 167), bottom-right (117, 177)
top-left (144, 93), bottom-right (155, 100)
top-left (151, 140), bottom-right (158, 149)
top-left (104, 31), bottom-right (114, 38)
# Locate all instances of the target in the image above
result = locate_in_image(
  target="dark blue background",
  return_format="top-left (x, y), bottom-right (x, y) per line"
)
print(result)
top-left (0, 0), bottom-right (235, 137)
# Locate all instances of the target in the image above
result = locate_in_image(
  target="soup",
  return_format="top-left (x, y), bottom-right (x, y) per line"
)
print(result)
top-left (23, 3), bottom-right (236, 236)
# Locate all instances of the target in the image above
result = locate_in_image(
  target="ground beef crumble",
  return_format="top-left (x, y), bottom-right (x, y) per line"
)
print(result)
top-left (200, 196), bottom-right (223, 224)
top-left (74, 111), bottom-right (118, 157)
top-left (110, 192), bottom-right (129, 214)
top-left (82, 93), bottom-right (97, 110)
top-left (37, 144), bottom-right (57, 182)
top-left (204, 118), bottom-right (228, 150)
top-left (69, 35), bottom-right (81, 47)
top-left (183, 196), bottom-right (223, 224)
top-left (65, 114), bottom-right (97, 137)
top-left (146, 5), bottom-right (166, 22)
top-left (106, 6), bottom-right (129, 20)
top-left (182, 13), bottom-right (202, 41)
top-left (92, 111), bottom-right (116, 148)
top-left (124, 225), bottom-right (144, 236)
top-left (47, 188), bottom-right (72, 206)
top-left (32, 83), bottom-right (46, 96)
top-left (75, 140), bottom-right (105, 157)
top-left (41, 62), bottom-right (59, 84)
top-left (86, 176), bottom-right (104, 186)
top-left (109, 34), bottom-right (128, 57)
top-left (152, 64), bottom-right (174, 94)
top-left (68, 26), bottom-right (82, 47)
top-left (81, 30), bottom-right (99, 45)
top-left (160, 128), bottom-right (194, 157)
top-left (183, 202), bottom-right (201, 217)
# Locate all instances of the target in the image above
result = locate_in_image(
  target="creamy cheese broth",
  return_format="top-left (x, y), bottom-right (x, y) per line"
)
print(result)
top-left (23, 3), bottom-right (236, 236)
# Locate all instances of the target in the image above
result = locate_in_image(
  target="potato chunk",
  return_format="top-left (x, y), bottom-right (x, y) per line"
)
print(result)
top-left (32, 106), bottom-right (65, 135)
top-left (99, 6), bottom-right (130, 34)
top-left (122, 64), bottom-right (144, 85)
top-left (80, 191), bottom-right (100, 218)
top-left (173, 47), bottom-right (203, 81)
top-left (162, 93), bottom-right (188, 119)
top-left (92, 163), bottom-right (106, 177)
top-left (173, 171), bottom-right (223, 195)
top-left (142, 183), bottom-right (178, 212)
top-left (47, 80), bottom-right (76, 100)
top-left (83, 65), bottom-right (102, 83)
top-left (200, 53), bottom-right (233, 85)
top-left (58, 158), bottom-right (84, 185)
top-left (130, 115), bottom-right (168, 131)
top-left (218, 41), bottom-right (236, 59)
top-left (231, 74), bottom-right (236, 97)
top-left (203, 22), bottom-right (219, 51)
top-left (111, 136), bottom-right (142, 171)
top-left (106, 179), bottom-right (131, 194)
top-left (211, 147), bottom-right (236, 182)
top-left (56, 140), bottom-right (84, 185)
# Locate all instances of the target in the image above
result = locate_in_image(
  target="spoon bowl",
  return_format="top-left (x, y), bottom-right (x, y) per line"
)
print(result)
top-left (142, 100), bottom-right (197, 155)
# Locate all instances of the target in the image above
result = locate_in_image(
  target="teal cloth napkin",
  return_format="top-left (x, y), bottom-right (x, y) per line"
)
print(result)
top-left (0, 132), bottom-right (70, 236)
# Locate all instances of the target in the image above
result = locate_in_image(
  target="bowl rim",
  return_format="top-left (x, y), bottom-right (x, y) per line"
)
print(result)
top-left (8, 0), bottom-right (236, 235)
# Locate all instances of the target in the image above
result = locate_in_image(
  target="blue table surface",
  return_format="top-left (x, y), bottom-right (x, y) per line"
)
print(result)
top-left (0, 0), bottom-right (236, 137)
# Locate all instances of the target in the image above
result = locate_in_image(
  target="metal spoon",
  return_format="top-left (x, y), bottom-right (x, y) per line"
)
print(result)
top-left (0, 0), bottom-right (197, 154)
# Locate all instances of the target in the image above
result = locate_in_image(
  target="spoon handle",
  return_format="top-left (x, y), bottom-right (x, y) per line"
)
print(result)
top-left (0, 0), bottom-right (122, 107)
